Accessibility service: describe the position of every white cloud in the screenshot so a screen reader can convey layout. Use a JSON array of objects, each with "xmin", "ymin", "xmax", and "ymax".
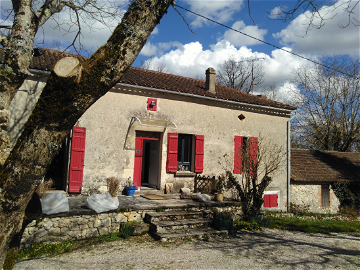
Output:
[
  {"xmin": 141, "ymin": 42, "xmax": 158, "ymax": 56},
  {"xmin": 268, "ymin": 6, "xmax": 284, "ymax": 19},
  {"xmin": 143, "ymin": 40, "xmax": 308, "ymax": 103},
  {"xmin": 186, "ymin": 0, "xmax": 244, "ymax": 28},
  {"xmin": 273, "ymin": 1, "xmax": 360, "ymax": 57},
  {"xmin": 223, "ymin": 21, "xmax": 267, "ymax": 46}
]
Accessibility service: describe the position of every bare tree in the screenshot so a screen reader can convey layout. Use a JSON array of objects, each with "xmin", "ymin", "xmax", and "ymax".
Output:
[
  {"xmin": 0, "ymin": 0, "xmax": 173, "ymax": 268},
  {"xmin": 216, "ymin": 57, "xmax": 264, "ymax": 94},
  {"xmin": 141, "ymin": 57, "xmax": 168, "ymax": 73},
  {"xmin": 221, "ymin": 137, "xmax": 285, "ymax": 221},
  {"xmin": 291, "ymin": 56, "xmax": 360, "ymax": 152},
  {"xmin": 270, "ymin": 0, "xmax": 359, "ymax": 34}
]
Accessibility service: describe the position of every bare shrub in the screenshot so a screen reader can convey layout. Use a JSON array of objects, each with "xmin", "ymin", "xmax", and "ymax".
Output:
[
  {"xmin": 106, "ymin": 177, "xmax": 120, "ymax": 197},
  {"xmin": 288, "ymin": 202, "xmax": 310, "ymax": 216}
]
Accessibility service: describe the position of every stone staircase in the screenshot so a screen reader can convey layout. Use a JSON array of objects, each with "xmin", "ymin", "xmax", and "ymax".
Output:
[{"xmin": 144, "ymin": 210, "xmax": 228, "ymax": 241}]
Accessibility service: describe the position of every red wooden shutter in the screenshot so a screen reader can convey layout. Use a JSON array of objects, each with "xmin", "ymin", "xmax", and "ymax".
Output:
[
  {"xmin": 249, "ymin": 137, "xmax": 258, "ymax": 178},
  {"xmin": 68, "ymin": 126, "xmax": 86, "ymax": 193},
  {"xmin": 133, "ymin": 137, "xmax": 143, "ymax": 188},
  {"xmin": 194, "ymin": 135, "xmax": 204, "ymax": 173},
  {"xmin": 166, "ymin": 133, "xmax": 178, "ymax": 173},
  {"xmin": 234, "ymin": 136, "xmax": 243, "ymax": 174},
  {"xmin": 264, "ymin": 194, "xmax": 278, "ymax": 207}
]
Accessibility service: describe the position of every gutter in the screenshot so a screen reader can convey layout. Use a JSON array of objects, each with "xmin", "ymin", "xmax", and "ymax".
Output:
[{"xmin": 116, "ymin": 83, "xmax": 295, "ymax": 115}]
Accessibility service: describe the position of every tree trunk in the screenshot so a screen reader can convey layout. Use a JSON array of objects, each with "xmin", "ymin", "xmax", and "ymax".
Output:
[
  {"xmin": 0, "ymin": 1, "xmax": 39, "ymax": 168},
  {"xmin": 0, "ymin": 0, "xmax": 173, "ymax": 268}
]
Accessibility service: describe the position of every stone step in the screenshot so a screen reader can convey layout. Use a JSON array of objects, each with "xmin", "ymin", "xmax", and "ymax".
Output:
[
  {"xmin": 152, "ymin": 227, "xmax": 228, "ymax": 242},
  {"xmin": 149, "ymin": 218, "xmax": 213, "ymax": 234},
  {"xmin": 144, "ymin": 210, "xmax": 207, "ymax": 223}
]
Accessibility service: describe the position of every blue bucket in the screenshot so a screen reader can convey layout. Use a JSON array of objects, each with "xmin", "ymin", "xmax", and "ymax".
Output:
[{"xmin": 126, "ymin": 186, "xmax": 137, "ymax": 196}]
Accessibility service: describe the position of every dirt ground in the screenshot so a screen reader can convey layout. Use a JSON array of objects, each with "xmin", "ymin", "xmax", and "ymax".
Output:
[{"xmin": 14, "ymin": 229, "xmax": 360, "ymax": 270}]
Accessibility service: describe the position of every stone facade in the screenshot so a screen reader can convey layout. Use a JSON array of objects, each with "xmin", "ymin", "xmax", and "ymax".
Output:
[
  {"xmin": 290, "ymin": 183, "xmax": 340, "ymax": 214},
  {"xmin": 21, "ymin": 211, "xmax": 143, "ymax": 249}
]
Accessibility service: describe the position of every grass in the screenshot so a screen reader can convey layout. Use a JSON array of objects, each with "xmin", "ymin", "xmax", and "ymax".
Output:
[{"xmin": 259, "ymin": 216, "xmax": 360, "ymax": 234}]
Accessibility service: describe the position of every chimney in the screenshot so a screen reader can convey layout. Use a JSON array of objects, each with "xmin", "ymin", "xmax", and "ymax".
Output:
[{"xmin": 205, "ymin": 67, "xmax": 216, "ymax": 93}]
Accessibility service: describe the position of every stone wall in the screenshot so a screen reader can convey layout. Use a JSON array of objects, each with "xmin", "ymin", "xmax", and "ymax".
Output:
[
  {"xmin": 290, "ymin": 183, "xmax": 340, "ymax": 214},
  {"xmin": 21, "ymin": 211, "xmax": 143, "ymax": 249}
]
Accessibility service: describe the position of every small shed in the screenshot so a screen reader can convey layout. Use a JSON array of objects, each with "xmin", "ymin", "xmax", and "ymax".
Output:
[{"xmin": 291, "ymin": 148, "xmax": 360, "ymax": 213}]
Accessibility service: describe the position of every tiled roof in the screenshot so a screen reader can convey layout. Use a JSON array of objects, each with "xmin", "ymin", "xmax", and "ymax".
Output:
[
  {"xmin": 1, "ymin": 48, "xmax": 296, "ymax": 110},
  {"xmin": 291, "ymin": 149, "xmax": 360, "ymax": 183}
]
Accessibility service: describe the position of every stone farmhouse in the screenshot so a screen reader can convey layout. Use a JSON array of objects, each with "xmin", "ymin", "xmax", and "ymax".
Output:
[
  {"xmin": 291, "ymin": 149, "xmax": 360, "ymax": 213},
  {"xmin": 8, "ymin": 49, "xmax": 297, "ymax": 212}
]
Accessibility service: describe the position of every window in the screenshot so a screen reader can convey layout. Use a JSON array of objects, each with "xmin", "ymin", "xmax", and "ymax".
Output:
[
  {"xmin": 177, "ymin": 134, "xmax": 192, "ymax": 170},
  {"xmin": 166, "ymin": 133, "xmax": 204, "ymax": 173},
  {"xmin": 321, "ymin": 184, "xmax": 330, "ymax": 207},
  {"xmin": 234, "ymin": 136, "xmax": 258, "ymax": 175}
]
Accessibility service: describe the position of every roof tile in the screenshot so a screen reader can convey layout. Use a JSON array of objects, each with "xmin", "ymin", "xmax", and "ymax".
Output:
[
  {"xmin": 291, "ymin": 149, "xmax": 360, "ymax": 183},
  {"xmin": 1, "ymin": 48, "xmax": 296, "ymax": 110}
]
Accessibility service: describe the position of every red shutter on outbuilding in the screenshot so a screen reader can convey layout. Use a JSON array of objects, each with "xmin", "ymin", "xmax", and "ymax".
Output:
[
  {"xmin": 249, "ymin": 137, "xmax": 258, "ymax": 178},
  {"xmin": 194, "ymin": 135, "xmax": 204, "ymax": 173},
  {"xmin": 68, "ymin": 126, "xmax": 86, "ymax": 193},
  {"xmin": 166, "ymin": 133, "xmax": 178, "ymax": 173},
  {"xmin": 264, "ymin": 194, "xmax": 278, "ymax": 207},
  {"xmin": 234, "ymin": 136, "xmax": 243, "ymax": 174}
]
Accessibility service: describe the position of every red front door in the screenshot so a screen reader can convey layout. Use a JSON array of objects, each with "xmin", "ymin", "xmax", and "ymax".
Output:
[{"xmin": 133, "ymin": 131, "xmax": 160, "ymax": 188}]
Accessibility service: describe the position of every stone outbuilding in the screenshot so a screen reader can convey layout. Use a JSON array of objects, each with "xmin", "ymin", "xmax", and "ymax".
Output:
[
  {"xmin": 291, "ymin": 148, "xmax": 360, "ymax": 213},
  {"xmin": 8, "ymin": 49, "xmax": 297, "ymax": 211}
]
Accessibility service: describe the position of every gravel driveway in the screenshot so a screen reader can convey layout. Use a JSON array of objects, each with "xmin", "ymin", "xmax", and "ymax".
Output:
[{"xmin": 14, "ymin": 229, "xmax": 360, "ymax": 270}]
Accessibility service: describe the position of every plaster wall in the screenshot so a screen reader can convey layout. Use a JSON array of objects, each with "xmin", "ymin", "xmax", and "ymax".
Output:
[
  {"xmin": 77, "ymin": 84, "xmax": 290, "ymax": 210},
  {"xmin": 290, "ymin": 183, "xmax": 340, "ymax": 214}
]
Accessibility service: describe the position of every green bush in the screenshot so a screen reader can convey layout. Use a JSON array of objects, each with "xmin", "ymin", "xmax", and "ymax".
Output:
[{"xmin": 120, "ymin": 223, "xmax": 135, "ymax": 239}]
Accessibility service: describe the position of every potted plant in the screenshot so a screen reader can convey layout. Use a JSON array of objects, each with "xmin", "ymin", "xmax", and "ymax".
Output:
[
  {"xmin": 213, "ymin": 210, "xmax": 233, "ymax": 231},
  {"xmin": 106, "ymin": 177, "xmax": 120, "ymax": 201},
  {"xmin": 125, "ymin": 177, "xmax": 137, "ymax": 196}
]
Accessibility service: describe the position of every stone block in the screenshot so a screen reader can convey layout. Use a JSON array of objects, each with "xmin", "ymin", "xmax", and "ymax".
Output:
[
  {"xmin": 80, "ymin": 224, "xmax": 89, "ymax": 230},
  {"xmin": 60, "ymin": 227, "xmax": 69, "ymax": 236},
  {"xmin": 94, "ymin": 218, "xmax": 102, "ymax": 228},
  {"xmin": 102, "ymin": 217, "xmax": 111, "ymax": 227},
  {"xmin": 34, "ymin": 228, "xmax": 47, "ymax": 238},
  {"xmin": 48, "ymin": 228, "xmax": 61, "ymax": 236},
  {"xmin": 77, "ymin": 217, "xmax": 88, "ymax": 225},
  {"xmin": 86, "ymin": 228, "xmax": 99, "ymax": 238},
  {"xmin": 59, "ymin": 218, "xmax": 71, "ymax": 227},
  {"xmin": 114, "ymin": 213, "xmax": 127, "ymax": 223},
  {"xmin": 98, "ymin": 227, "xmax": 109, "ymax": 235},
  {"xmin": 99, "ymin": 213, "xmax": 109, "ymax": 220}
]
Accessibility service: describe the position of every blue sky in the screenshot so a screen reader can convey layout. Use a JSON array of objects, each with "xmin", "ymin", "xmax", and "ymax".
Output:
[{"xmin": 1, "ymin": 0, "xmax": 359, "ymax": 101}]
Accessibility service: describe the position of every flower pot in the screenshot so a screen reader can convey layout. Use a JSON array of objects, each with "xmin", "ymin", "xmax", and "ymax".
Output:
[
  {"xmin": 216, "ymin": 193, "xmax": 224, "ymax": 202},
  {"xmin": 125, "ymin": 186, "xmax": 137, "ymax": 196},
  {"xmin": 255, "ymin": 212, "xmax": 265, "ymax": 222}
]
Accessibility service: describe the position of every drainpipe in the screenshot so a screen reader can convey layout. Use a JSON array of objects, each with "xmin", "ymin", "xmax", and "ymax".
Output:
[
  {"xmin": 287, "ymin": 112, "xmax": 296, "ymax": 212},
  {"xmin": 287, "ymin": 119, "xmax": 291, "ymax": 212}
]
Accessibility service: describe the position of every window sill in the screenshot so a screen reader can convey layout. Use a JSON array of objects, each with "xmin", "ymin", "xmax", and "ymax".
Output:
[{"xmin": 175, "ymin": 171, "xmax": 196, "ymax": 177}]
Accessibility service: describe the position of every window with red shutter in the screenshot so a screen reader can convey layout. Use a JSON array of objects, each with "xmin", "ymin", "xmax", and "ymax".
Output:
[
  {"xmin": 166, "ymin": 133, "xmax": 178, "ymax": 172},
  {"xmin": 167, "ymin": 133, "xmax": 204, "ymax": 173},
  {"xmin": 68, "ymin": 126, "xmax": 86, "ymax": 193},
  {"xmin": 234, "ymin": 136, "xmax": 243, "ymax": 174},
  {"xmin": 194, "ymin": 135, "xmax": 204, "ymax": 173}
]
